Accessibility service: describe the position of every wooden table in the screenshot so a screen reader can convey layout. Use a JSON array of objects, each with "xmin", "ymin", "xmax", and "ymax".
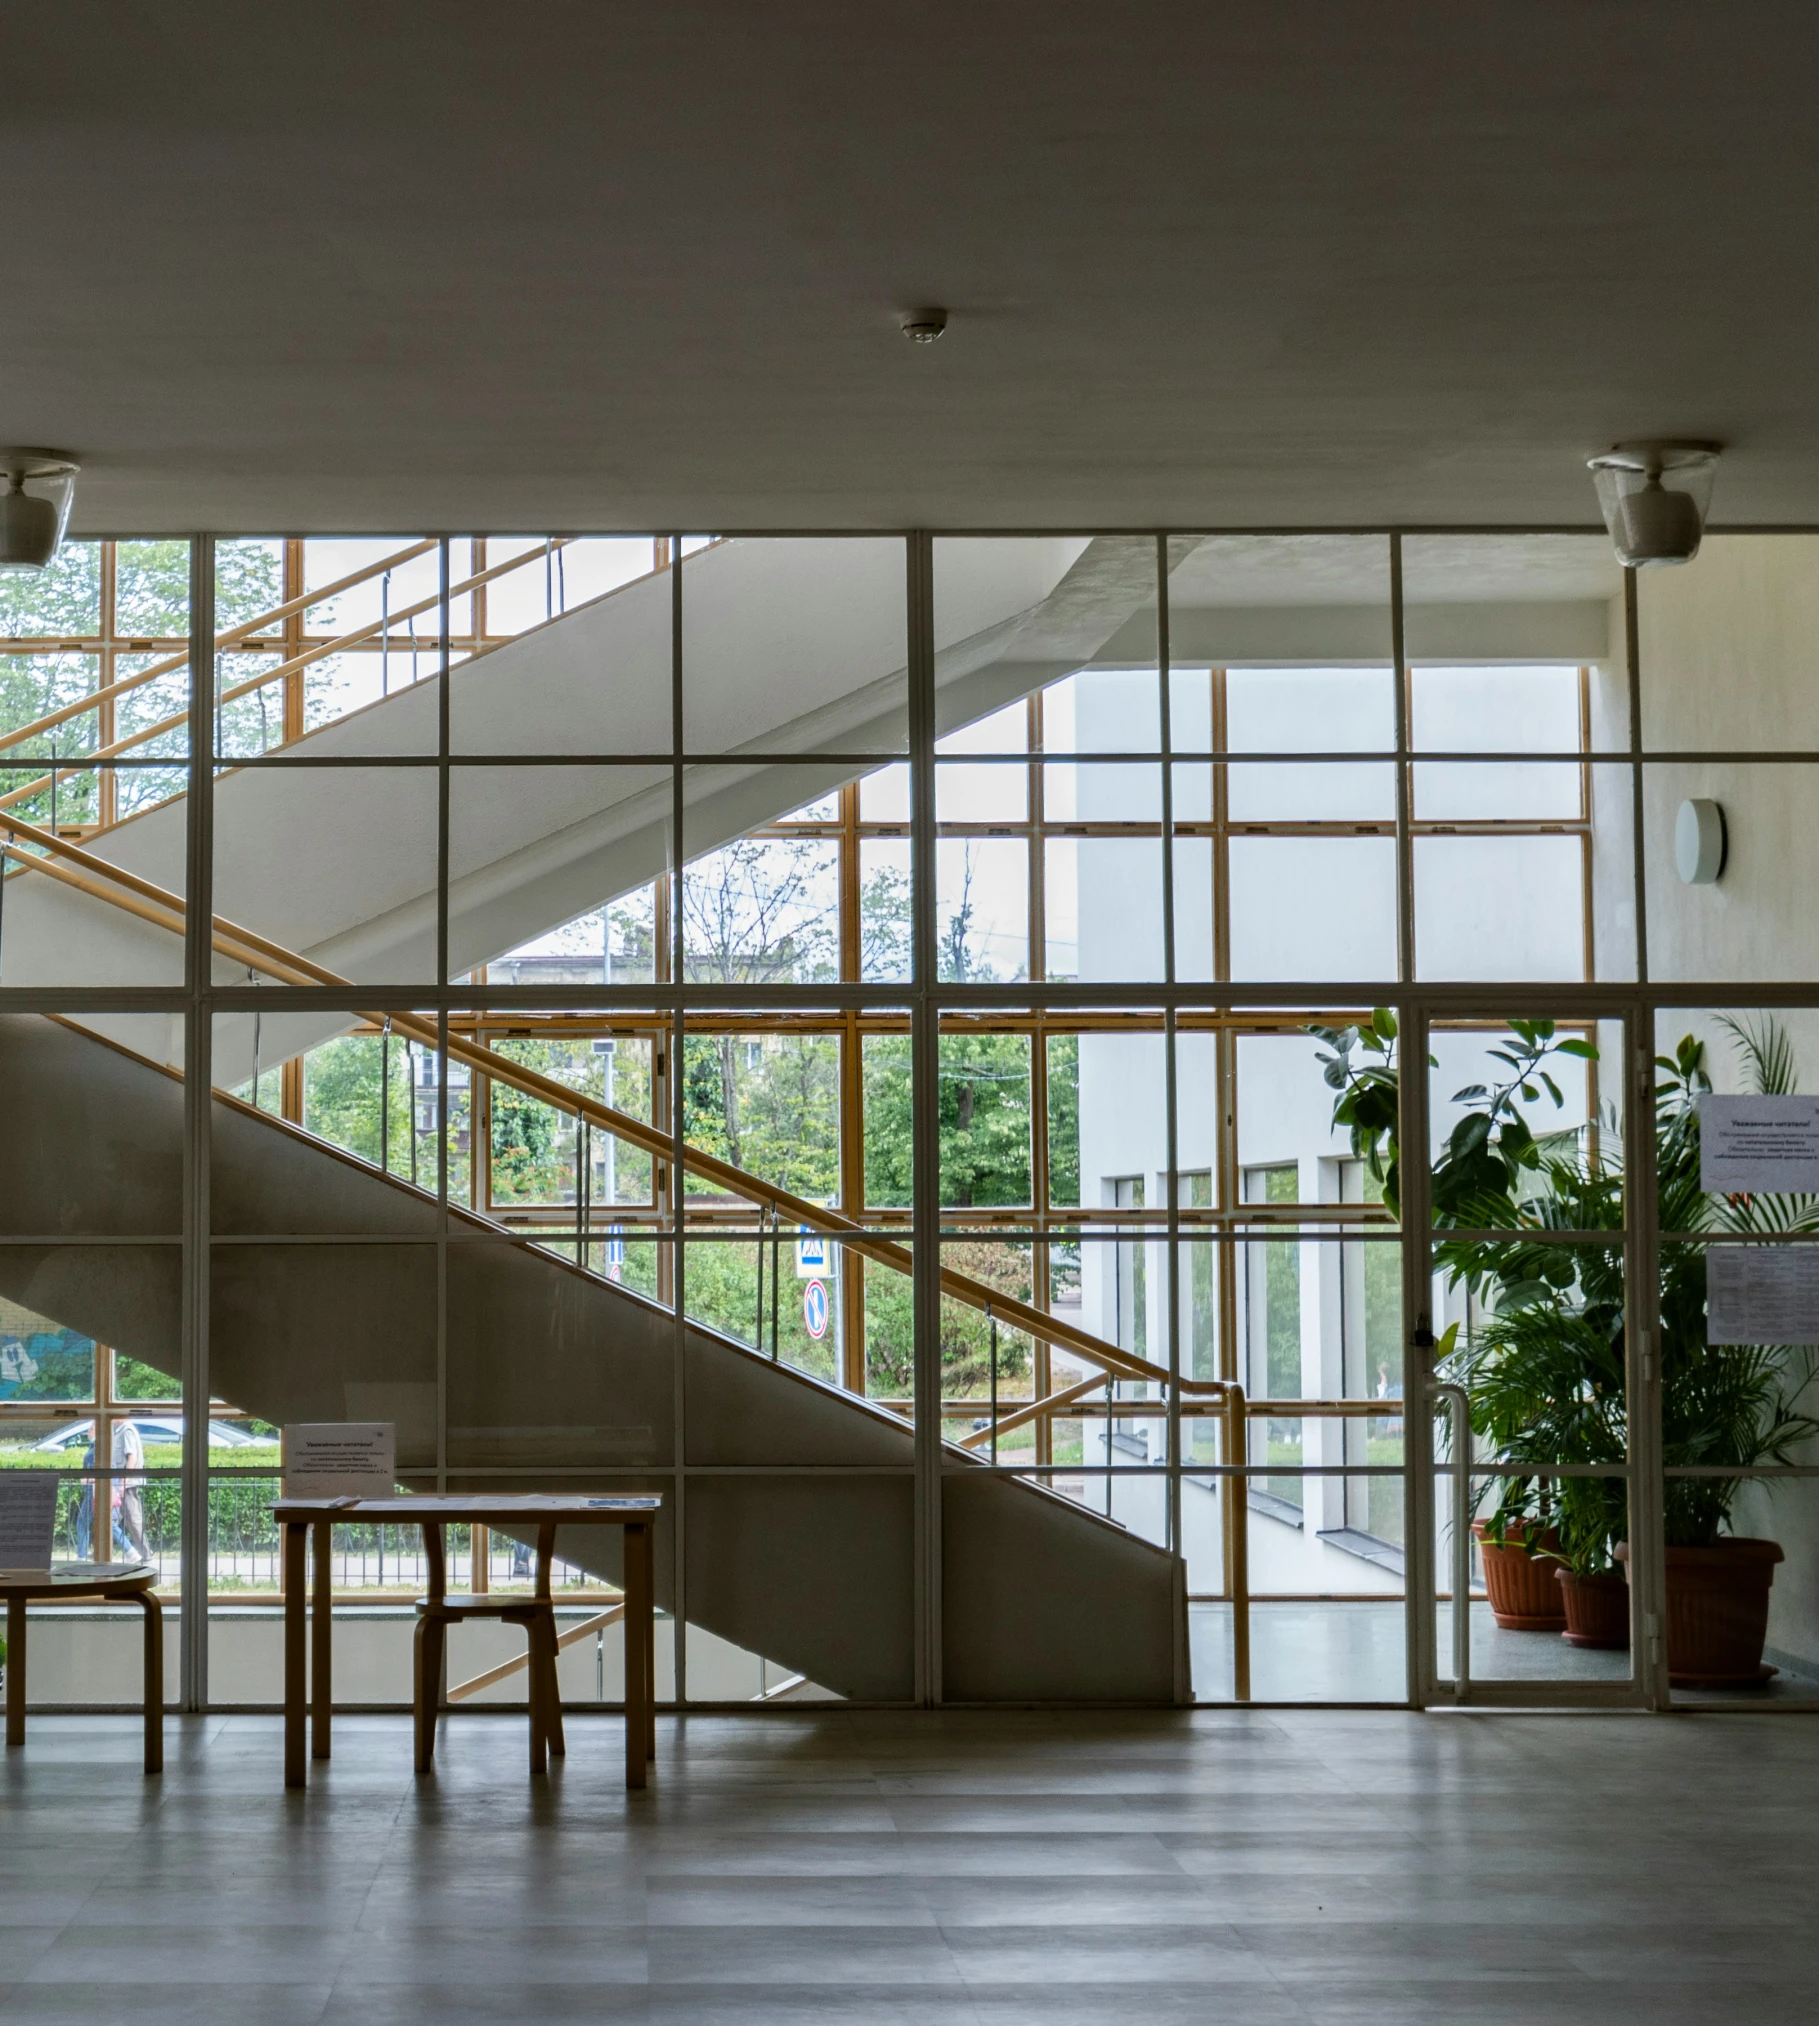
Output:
[
  {"xmin": 2, "ymin": 1563, "xmax": 163, "ymax": 1773},
  {"xmin": 271, "ymin": 1495, "xmax": 660, "ymax": 1790}
]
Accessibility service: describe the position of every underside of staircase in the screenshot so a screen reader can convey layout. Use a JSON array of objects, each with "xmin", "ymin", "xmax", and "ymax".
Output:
[{"xmin": 0, "ymin": 1014, "xmax": 1185, "ymax": 1703}]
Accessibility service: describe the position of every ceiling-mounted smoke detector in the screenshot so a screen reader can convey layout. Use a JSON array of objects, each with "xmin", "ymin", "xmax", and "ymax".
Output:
[
  {"xmin": 0, "ymin": 450, "xmax": 79, "ymax": 572},
  {"xmin": 900, "ymin": 308, "xmax": 948, "ymax": 343},
  {"xmin": 1587, "ymin": 440, "xmax": 1721, "ymax": 567}
]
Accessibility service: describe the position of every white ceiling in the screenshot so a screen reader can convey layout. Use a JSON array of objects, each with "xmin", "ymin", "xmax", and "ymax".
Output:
[{"xmin": 6, "ymin": 3, "xmax": 1819, "ymax": 533}]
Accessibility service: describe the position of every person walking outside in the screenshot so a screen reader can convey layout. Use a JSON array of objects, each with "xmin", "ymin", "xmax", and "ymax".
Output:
[{"xmin": 113, "ymin": 1419, "xmax": 150, "ymax": 1565}]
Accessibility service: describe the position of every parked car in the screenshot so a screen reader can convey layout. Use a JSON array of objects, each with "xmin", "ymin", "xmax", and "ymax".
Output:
[{"xmin": 32, "ymin": 1416, "xmax": 265, "ymax": 1452}]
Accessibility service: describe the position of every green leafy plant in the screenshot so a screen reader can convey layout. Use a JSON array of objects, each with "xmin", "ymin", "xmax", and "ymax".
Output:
[
  {"xmin": 1658, "ymin": 1019, "xmax": 1819, "ymax": 1546},
  {"xmin": 1314, "ymin": 1011, "xmax": 1819, "ymax": 1572},
  {"xmin": 1312, "ymin": 1009, "xmax": 1407, "ymax": 1215}
]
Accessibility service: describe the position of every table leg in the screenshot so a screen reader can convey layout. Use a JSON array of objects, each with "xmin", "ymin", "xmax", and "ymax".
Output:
[
  {"xmin": 530, "ymin": 1521, "xmax": 563, "ymax": 1772},
  {"xmin": 6, "ymin": 1593, "xmax": 25, "ymax": 1748},
  {"xmin": 644, "ymin": 1522, "xmax": 656, "ymax": 1762},
  {"xmin": 413, "ymin": 1611, "xmax": 444, "ymax": 1774},
  {"xmin": 311, "ymin": 1518, "xmax": 332, "ymax": 1761},
  {"xmin": 136, "ymin": 1590, "xmax": 163, "ymax": 1775},
  {"xmin": 416, "ymin": 1523, "xmax": 446, "ymax": 1774},
  {"xmin": 538, "ymin": 1609, "xmax": 565, "ymax": 1760},
  {"xmin": 282, "ymin": 1522, "xmax": 306, "ymax": 1788},
  {"xmin": 526, "ymin": 1617, "xmax": 548, "ymax": 1777},
  {"xmin": 624, "ymin": 1521, "xmax": 649, "ymax": 1790}
]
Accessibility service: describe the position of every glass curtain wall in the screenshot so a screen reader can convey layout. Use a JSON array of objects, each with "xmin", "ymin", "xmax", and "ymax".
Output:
[{"xmin": 6, "ymin": 525, "xmax": 1819, "ymax": 1710}]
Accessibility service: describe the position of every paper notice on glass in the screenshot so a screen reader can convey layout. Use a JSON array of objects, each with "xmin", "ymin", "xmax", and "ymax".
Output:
[
  {"xmin": 281, "ymin": 1423, "xmax": 396, "ymax": 1498},
  {"xmin": 0, "ymin": 1470, "xmax": 59, "ymax": 1570},
  {"xmin": 1699, "ymin": 1095, "xmax": 1819, "ymax": 1194},
  {"xmin": 1706, "ymin": 1246, "xmax": 1819, "ymax": 1344}
]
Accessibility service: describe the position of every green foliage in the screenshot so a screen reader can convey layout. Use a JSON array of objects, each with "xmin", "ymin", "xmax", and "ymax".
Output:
[
  {"xmin": 683, "ymin": 1034, "xmax": 840, "ymax": 1201},
  {"xmin": 302, "ymin": 1034, "xmax": 412, "ymax": 1172},
  {"xmin": 112, "ymin": 1355, "xmax": 181, "ymax": 1400},
  {"xmin": 858, "ymin": 856, "xmax": 912, "ymax": 980},
  {"xmin": 1253, "ymin": 1166, "xmax": 1302, "ymax": 1398},
  {"xmin": 681, "ymin": 835, "xmax": 837, "ymax": 987},
  {"xmin": 491, "ymin": 1086, "xmax": 560, "ymax": 1196},
  {"xmin": 861, "ymin": 1031, "xmax": 1037, "ymax": 1210},
  {"xmin": 863, "ymin": 1038, "xmax": 914, "ymax": 1208},
  {"xmin": 1661, "ymin": 1023, "xmax": 1819, "ymax": 1544},
  {"xmin": 864, "ymin": 1240, "xmax": 1033, "ymax": 1399},
  {"xmin": 1045, "ymin": 1035, "xmax": 1080, "ymax": 1206},
  {"xmin": 1717, "ymin": 1012, "xmax": 1797, "ymax": 1097},
  {"xmin": 1311, "ymin": 1009, "xmax": 1409, "ymax": 1216},
  {"xmin": 938, "ymin": 1034, "xmax": 1032, "ymax": 1207},
  {"xmin": 0, "ymin": 537, "xmax": 291, "ymax": 824},
  {"xmin": 0, "ymin": 540, "xmax": 102, "ymax": 637},
  {"xmin": 1320, "ymin": 1008, "xmax": 1819, "ymax": 1566}
]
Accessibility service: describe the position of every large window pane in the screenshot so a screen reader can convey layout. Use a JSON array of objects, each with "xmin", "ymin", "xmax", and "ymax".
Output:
[
  {"xmin": 1229, "ymin": 837, "xmax": 1398, "ymax": 982},
  {"xmin": 1415, "ymin": 833, "xmax": 1586, "ymax": 981},
  {"xmin": 684, "ymin": 537, "xmax": 906, "ymax": 757}
]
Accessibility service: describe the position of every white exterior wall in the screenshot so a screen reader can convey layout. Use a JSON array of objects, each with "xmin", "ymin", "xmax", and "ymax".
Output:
[
  {"xmin": 11, "ymin": 1604, "xmax": 834, "ymax": 1708},
  {"xmin": 1074, "ymin": 577, "xmax": 1626, "ymax": 1598}
]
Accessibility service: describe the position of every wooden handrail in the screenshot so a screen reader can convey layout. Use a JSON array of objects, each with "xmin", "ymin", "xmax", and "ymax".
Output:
[
  {"xmin": 191, "ymin": 538, "xmax": 584, "ymax": 715},
  {"xmin": 0, "ymin": 534, "xmax": 602, "ymax": 822},
  {"xmin": 447, "ymin": 1602, "xmax": 625, "ymax": 1702},
  {"xmin": 0, "ymin": 805, "xmax": 1199, "ymax": 1394},
  {"xmin": 955, "ymin": 1373, "xmax": 1112, "ymax": 1448},
  {"xmin": 0, "ymin": 538, "xmax": 439, "ymax": 762}
]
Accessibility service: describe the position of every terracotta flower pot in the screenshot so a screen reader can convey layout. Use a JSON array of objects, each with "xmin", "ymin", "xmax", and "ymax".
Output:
[
  {"xmin": 1556, "ymin": 1566, "xmax": 1629, "ymax": 1649},
  {"xmin": 1472, "ymin": 1520, "xmax": 1566, "ymax": 1631},
  {"xmin": 1614, "ymin": 1537, "xmax": 1784, "ymax": 1687}
]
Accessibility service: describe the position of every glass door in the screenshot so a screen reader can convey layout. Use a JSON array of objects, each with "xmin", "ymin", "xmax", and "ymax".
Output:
[{"xmin": 1406, "ymin": 1004, "xmax": 1649, "ymax": 1708}]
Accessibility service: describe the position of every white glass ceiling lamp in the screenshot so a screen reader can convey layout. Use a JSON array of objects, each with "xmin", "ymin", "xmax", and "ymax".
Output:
[
  {"xmin": 0, "ymin": 449, "xmax": 79, "ymax": 572},
  {"xmin": 1587, "ymin": 441, "xmax": 1720, "ymax": 567}
]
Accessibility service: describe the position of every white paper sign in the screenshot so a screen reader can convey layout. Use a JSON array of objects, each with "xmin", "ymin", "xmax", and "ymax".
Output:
[
  {"xmin": 1707, "ymin": 1246, "xmax": 1819, "ymax": 1345},
  {"xmin": 282, "ymin": 1423, "xmax": 396, "ymax": 1498},
  {"xmin": 1700, "ymin": 1095, "xmax": 1819, "ymax": 1194},
  {"xmin": 0, "ymin": 1470, "xmax": 59, "ymax": 1570}
]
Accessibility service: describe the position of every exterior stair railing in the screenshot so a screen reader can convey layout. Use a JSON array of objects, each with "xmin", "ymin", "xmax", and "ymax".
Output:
[{"xmin": 0, "ymin": 535, "xmax": 687, "ymax": 832}]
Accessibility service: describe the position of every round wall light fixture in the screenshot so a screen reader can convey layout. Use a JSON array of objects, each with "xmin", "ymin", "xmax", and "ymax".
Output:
[
  {"xmin": 0, "ymin": 450, "xmax": 79, "ymax": 571},
  {"xmin": 1588, "ymin": 441, "xmax": 1720, "ymax": 567},
  {"xmin": 1675, "ymin": 797, "xmax": 1727, "ymax": 885}
]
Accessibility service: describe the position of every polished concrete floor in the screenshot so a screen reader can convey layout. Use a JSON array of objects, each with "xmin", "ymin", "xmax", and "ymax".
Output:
[{"xmin": 2, "ymin": 1706, "xmax": 1817, "ymax": 2022}]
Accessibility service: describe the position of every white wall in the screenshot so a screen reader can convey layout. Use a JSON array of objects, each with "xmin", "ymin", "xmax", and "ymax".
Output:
[
  {"xmin": 1073, "ymin": 591, "xmax": 1625, "ymax": 1607},
  {"xmin": 12, "ymin": 1603, "xmax": 831, "ymax": 1708},
  {"xmin": 1632, "ymin": 538, "xmax": 1819, "ymax": 985}
]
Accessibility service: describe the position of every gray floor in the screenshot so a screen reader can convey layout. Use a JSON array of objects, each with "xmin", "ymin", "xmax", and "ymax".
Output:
[{"xmin": 2, "ymin": 1707, "xmax": 1818, "ymax": 2023}]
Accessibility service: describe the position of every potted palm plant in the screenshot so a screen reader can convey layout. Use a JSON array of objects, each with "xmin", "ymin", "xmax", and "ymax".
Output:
[
  {"xmin": 1620, "ymin": 1019, "xmax": 1818, "ymax": 1684},
  {"xmin": 1314, "ymin": 1011, "xmax": 1819, "ymax": 1682}
]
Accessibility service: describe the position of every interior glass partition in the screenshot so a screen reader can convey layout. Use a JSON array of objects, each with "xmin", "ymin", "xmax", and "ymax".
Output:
[
  {"xmin": 1416, "ymin": 1011, "xmax": 1638, "ymax": 1701},
  {"xmin": 13, "ymin": 521, "xmax": 1819, "ymax": 1716},
  {"xmin": 1647, "ymin": 1004, "xmax": 1819, "ymax": 1705},
  {"xmin": 0, "ymin": 536, "xmax": 191, "ymax": 1709}
]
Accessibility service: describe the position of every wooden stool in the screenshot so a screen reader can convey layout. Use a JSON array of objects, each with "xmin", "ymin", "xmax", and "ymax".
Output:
[
  {"xmin": 2, "ymin": 1564, "xmax": 163, "ymax": 1774},
  {"xmin": 414, "ymin": 1596, "xmax": 564, "ymax": 1773},
  {"xmin": 412, "ymin": 1518, "xmax": 565, "ymax": 1775}
]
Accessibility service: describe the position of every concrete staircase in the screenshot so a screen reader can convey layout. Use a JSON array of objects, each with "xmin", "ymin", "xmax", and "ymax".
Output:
[{"xmin": 0, "ymin": 1014, "xmax": 1184, "ymax": 1702}]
